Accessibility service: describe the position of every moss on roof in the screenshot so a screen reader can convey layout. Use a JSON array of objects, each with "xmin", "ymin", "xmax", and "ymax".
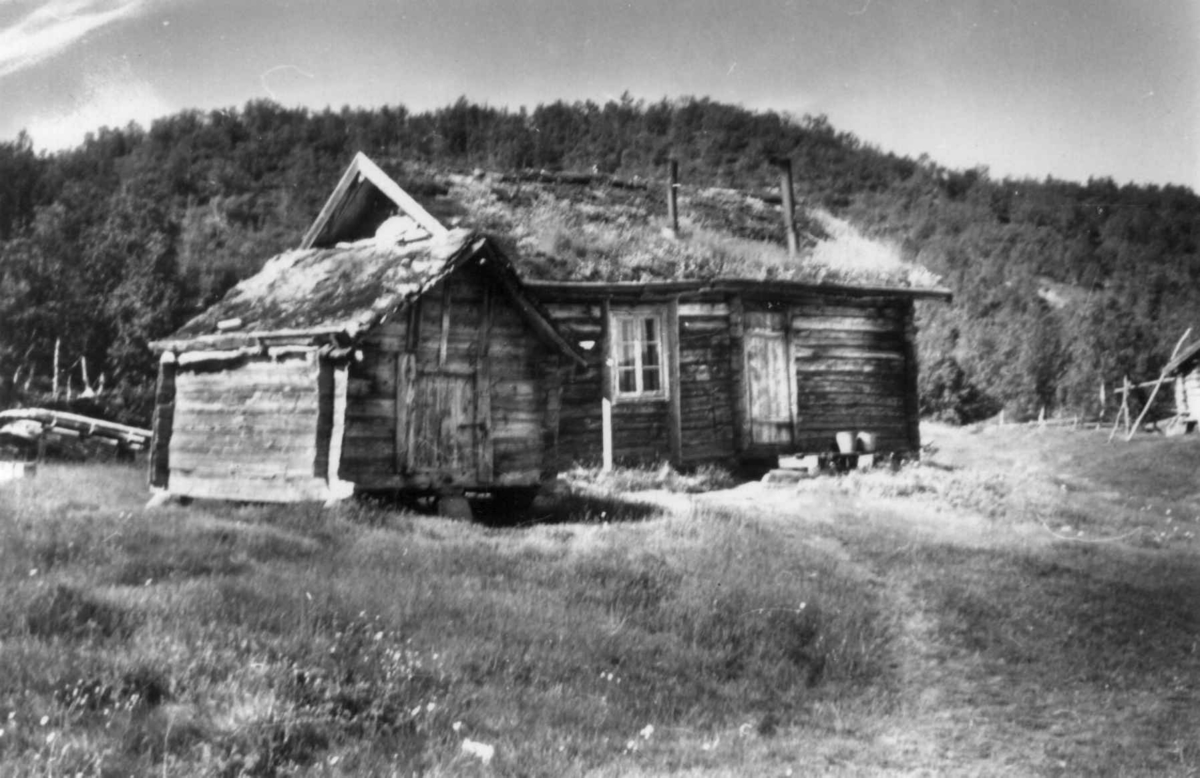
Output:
[{"xmin": 172, "ymin": 229, "xmax": 477, "ymax": 340}]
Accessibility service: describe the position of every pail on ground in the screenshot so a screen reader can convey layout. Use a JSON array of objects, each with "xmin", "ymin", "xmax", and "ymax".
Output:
[
  {"xmin": 835, "ymin": 431, "xmax": 856, "ymax": 454},
  {"xmin": 856, "ymin": 431, "xmax": 878, "ymax": 453}
]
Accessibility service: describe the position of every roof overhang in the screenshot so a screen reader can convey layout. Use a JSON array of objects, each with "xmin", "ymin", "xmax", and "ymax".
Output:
[{"xmin": 525, "ymin": 279, "xmax": 953, "ymax": 303}]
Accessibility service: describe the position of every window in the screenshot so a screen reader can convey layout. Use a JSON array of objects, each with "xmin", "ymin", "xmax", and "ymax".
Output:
[{"xmin": 612, "ymin": 312, "xmax": 667, "ymax": 399}]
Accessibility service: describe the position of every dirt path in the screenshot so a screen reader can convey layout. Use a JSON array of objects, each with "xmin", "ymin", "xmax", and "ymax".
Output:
[{"xmin": 694, "ymin": 479, "xmax": 1058, "ymax": 775}]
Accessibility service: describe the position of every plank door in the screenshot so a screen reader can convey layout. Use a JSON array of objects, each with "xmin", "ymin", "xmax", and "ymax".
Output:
[
  {"xmin": 409, "ymin": 370, "xmax": 478, "ymax": 474},
  {"xmin": 746, "ymin": 328, "xmax": 795, "ymax": 446}
]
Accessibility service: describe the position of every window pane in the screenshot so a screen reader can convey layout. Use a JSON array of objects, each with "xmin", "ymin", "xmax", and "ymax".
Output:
[
  {"xmin": 643, "ymin": 317, "xmax": 658, "ymax": 344},
  {"xmin": 642, "ymin": 367, "xmax": 661, "ymax": 393},
  {"xmin": 620, "ymin": 319, "xmax": 639, "ymax": 345},
  {"xmin": 618, "ymin": 341, "xmax": 637, "ymax": 370},
  {"xmin": 642, "ymin": 341, "xmax": 659, "ymax": 369},
  {"xmin": 618, "ymin": 368, "xmax": 638, "ymax": 393}
]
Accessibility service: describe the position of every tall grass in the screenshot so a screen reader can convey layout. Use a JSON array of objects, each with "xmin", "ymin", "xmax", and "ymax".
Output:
[
  {"xmin": 0, "ymin": 464, "xmax": 888, "ymax": 776},
  {"xmin": 6, "ymin": 432, "xmax": 1200, "ymax": 775}
]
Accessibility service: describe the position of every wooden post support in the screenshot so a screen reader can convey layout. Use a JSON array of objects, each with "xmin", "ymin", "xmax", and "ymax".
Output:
[
  {"xmin": 1125, "ymin": 329, "xmax": 1193, "ymax": 441},
  {"xmin": 475, "ymin": 285, "xmax": 494, "ymax": 484},
  {"xmin": 729, "ymin": 296, "xmax": 748, "ymax": 453},
  {"xmin": 395, "ymin": 301, "xmax": 420, "ymax": 473},
  {"xmin": 148, "ymin": 352, "xmax": 176, "ymax": 489},
  {"xmin": 438, "ymin": 282, "xmax": 452, "ymax": 367},
  {"xmin": 52, "ymin": 338, "xmax": 60, "ymax": 400},
  {"xmin": 1109, "ymin": 376, "xmax": 1129, "ymax": 442},
  {"xmin": 600, "ymin": 297, "xmax": 614, "ymax": 471},
  {"xmin": 666, "ymin": 297, "xmax": 682, "ymax": 466},
  {"xmin": 784, "ymin": 304, "xmax": 800, "ymax": 446},
  {"xmin": 902, "ymin": 304, "xmax": 921, "ymax": 452}
]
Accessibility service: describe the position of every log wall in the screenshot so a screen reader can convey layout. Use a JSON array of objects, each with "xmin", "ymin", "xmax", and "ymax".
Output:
[
  {"xmin": 168, "ymin": 352, "xmax": 331, "ymax": 502},
  {"xmin": 789, "ymin": 296, "xmax": 916, "ymax": 454},
  {"xmin": 542, "ymin": 291, "xmax": 921, "ymax": 469}
]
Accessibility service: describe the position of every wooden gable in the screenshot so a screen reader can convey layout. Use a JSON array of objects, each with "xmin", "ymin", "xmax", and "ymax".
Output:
[{"xmin": 301, "ymin": 153, "xmax": 449, "ymax": 249}]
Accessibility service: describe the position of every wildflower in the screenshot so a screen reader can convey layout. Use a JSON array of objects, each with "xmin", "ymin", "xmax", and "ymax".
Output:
[
  {"xmin": 452, "ymin": 721, "xmax": 463, "ymax": 733},
  {"xmin": 462, "ymin": 739, "xmax": 495, "ymax": 764},
  {"xmin": 625, "ymin": 739, "xmax": 637, "ymax": 752},
  {"xmin": 426, "ymin": 701, "xmax": 436, "ymax": 713},
  {"xmin": 639, "ymin": 724, "xmax": 654, "ymax": 740},
  {"xmin": 46, "ymin": 732, "xmax": 56, "ymax": 744},
  {"xmin": 39, "ymin": 716, "xmax": 49, "ymax": 726},
  {"xmin": 29, "ymin": 569, "xmax": 37, "ymax": 577}
]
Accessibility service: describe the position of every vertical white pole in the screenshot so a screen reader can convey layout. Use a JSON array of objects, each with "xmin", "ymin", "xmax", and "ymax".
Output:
[{"xmin": 602, "ymin": 395, "xmax": 613, "ymax": 472}]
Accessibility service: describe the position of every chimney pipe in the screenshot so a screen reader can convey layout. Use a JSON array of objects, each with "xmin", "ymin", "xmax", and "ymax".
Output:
[
  {"xmin": 666, "ymin": 159, "xmax": 679, "ymax": 238},
  {"xmin": 778, "ymin": 158, "xmax": 798, "ymax": 257}
]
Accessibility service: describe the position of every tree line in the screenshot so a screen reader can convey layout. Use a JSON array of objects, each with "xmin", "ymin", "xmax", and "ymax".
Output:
[{"xmin": 1, "ymin": 95, "xmax": 1198, "ymax": 424}]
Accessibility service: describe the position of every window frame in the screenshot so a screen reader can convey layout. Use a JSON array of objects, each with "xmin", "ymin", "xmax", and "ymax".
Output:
[{"xmin": 610, "ymin": 308, "xmax": 670, "ymax": 402}]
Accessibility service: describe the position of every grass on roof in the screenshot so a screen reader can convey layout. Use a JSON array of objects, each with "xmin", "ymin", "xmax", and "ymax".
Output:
[{"xmin": 443, "ymin": 172, "xmax": 942, "ymax": 288}]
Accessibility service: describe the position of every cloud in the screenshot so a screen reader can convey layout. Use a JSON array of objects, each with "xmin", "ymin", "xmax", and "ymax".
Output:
[
  {"xmin": 22, "ymin": 57, "xmax": 172, "ymax": 149},
  {"xmin": 0, "ymin": 0, "xmax": 149, "ymax": 79}
]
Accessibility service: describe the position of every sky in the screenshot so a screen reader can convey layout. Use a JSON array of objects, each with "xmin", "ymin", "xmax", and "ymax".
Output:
[{"xmin": 0, "ymin": 0, "xmax": 1197, "ymax": 190}]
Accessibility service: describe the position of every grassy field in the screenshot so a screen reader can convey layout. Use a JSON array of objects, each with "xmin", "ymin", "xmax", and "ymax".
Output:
[{"xmin": 2, "ymin": 423, "xmax": 1199, "ymax": 776}]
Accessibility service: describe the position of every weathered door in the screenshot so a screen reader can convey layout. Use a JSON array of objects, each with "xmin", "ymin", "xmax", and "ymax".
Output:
[
  {"xmin": 745, "ymin": 313, "xmax": 795, "ymax": 446},
  {"xmin": 409, "ymin": 370, "xmax": 478, "ymax": 474}
]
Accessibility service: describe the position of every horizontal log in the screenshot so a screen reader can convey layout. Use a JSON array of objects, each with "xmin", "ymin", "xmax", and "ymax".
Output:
[
  {"xmin": 679, "ymin": 303, "xmax": 730, "ymax": 318},
  {"xmin": 791, "ymin": 315, "xmax": 904, "ymax": 333},
  {"xmin": 169, "ymin": 433, "xmax": 318, "ymax": 455},
  {"xmin": 168, "ymin": 473, "xmax": 331, "ymax": 503},
  {"xmin": 170, "ymin": 434, "xmax": 316, "ymax": 454},
  {"xmin": 793, "ymin": 347, "xmax": 906, "ymax": 361},
  {"xmin": 678, "ymin": 319, "xmax": 728, "ymax": 333},
  {"xmin": 792, "ymin": 421, "xmax": 907, "ymax": 436},
  {"xmin": 552, "ymin": 322, "xmax": 604, "ymax": 338},
  {"xmin": 793, "ymin": 332, "xmax": 906, "ymax": 350},
  {"xmin": 794, "ymin": 360, "xmax": 907, "ymax": 375},
  {"xmin": 345, "ymin": 398, "xmax": 398, "ymax": 420},
  {"xmin": 789, "ymin": 301, "xmax": 905, "ymax": 318},
  {"xmin": 490, "ymin": 420, "xmax": 545, "ymax": 439},
  {"xmin": 492, "ymin": 408, "xmax": 544, "ymax": 423},
  {"xmin": 170, "ymin": 452, "xmax": 315, "ymax": 476},
  {"xmin": 174, "ymin": 382, "xmax": 317, "ymax": 402},
  {"xmin": 342, "ymin": 423, "xmax": 396, "ymax": 442},
  {"xmin": 174, "ymin": 399, "xmax": 320, "ymax": 418},
  {"xmin": 794, "ymin": 393, "xmax": 906, "ymax": 408},
  {"xmin": 177, "ymin": 360, "xmax": 318, "ymax": 379},
  {"xmin": 542, "ymin": 303, "xmax": 602, "ymax": 319}
]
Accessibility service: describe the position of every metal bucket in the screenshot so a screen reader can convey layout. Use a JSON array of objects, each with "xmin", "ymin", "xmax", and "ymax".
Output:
[{"xmin": 835, "ymin": 431, "xmax": 856, "ymax": 454}]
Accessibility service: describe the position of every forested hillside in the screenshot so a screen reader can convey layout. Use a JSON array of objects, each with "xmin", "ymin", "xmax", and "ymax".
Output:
[{"xmin": 1, "ymin": 96, "xmax": 1198, "ymax": 425}]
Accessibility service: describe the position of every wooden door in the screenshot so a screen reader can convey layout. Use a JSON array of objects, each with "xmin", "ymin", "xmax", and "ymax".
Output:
[
  {"xmin": 746, "ymin": 330, "xmax": 795, "ymax": 445},
  {"xmin": 409, "ymin": 369, "xmax": 478, "ymax": 474}
]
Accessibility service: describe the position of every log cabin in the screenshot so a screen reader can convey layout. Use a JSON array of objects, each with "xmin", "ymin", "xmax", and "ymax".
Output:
[
  {"xmin": 150, "ymin": 151, "xmax": 951, "ymax": 504},
  {"xmin": 529, "ymin": 279, "xmax": 950, "ymax": 471},
  {"xmin": 148, "ymin": 154, "xmax": 584, "ymax": 505}
]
